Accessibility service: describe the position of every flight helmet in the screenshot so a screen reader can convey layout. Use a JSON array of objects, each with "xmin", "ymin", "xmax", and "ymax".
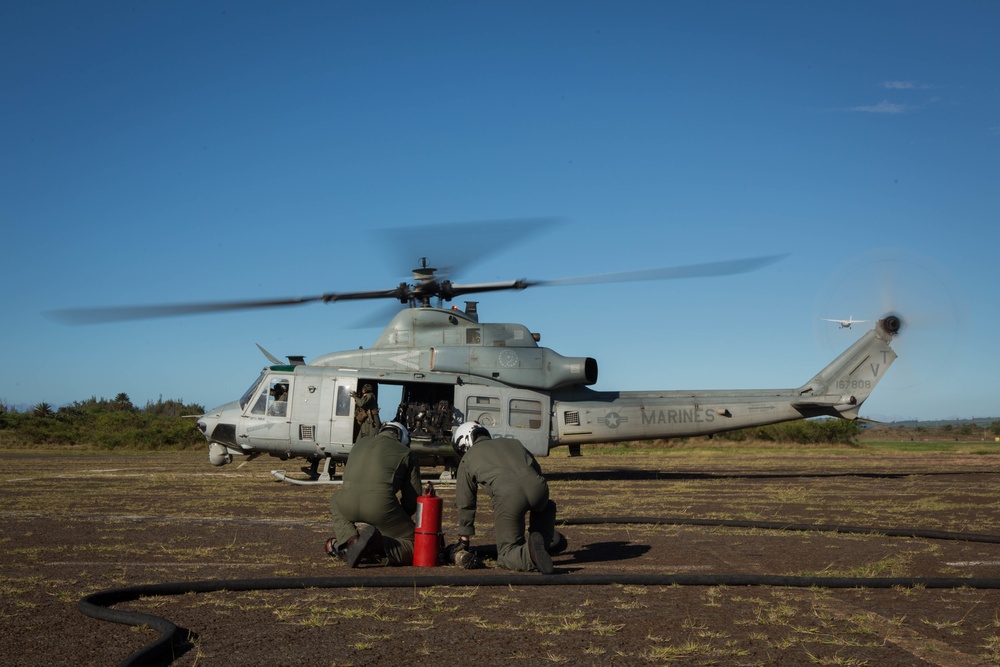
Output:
[
  {"xmin": 452, "ymin": 421, "xmax": 490, "ymax": 455},
  {"xmin": 379, "ymin": 421, "xmax": 411, "ymax": 447}
]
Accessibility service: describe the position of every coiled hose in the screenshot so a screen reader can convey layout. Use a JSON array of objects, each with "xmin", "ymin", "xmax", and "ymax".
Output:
[{"xmin": 79, "ymin": 516, "xmax": 1000, "ymax": 667}]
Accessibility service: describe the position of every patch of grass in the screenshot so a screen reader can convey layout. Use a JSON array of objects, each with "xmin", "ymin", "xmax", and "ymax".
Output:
[
  {"xmin": 640, "ymin": 639, "xmax": 715, "ymax": 661},
  {"xmin": 802, "ymin": 647, "xmax": 870, "ymax": 665},
  {"xmin": 980, "ymin": 635, "xmax": 1000, "ymax": 662},
  {"xmin": 828, "ymin": 553, "xmax": 914, "ymax": 579},
  {"xmin": 520, "ymin": 609, "xmax": 601, "ymax": 635}
]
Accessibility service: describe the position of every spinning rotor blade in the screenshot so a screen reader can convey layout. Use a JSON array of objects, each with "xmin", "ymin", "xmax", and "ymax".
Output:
[
  {"xmin": 379, "ymin": 217, "xmax": 563, "ymax": 280},
  {"xmin": 444, "ymin": 254, "xmax": 789, "ymax": 297},
  {"xmin": 47, "ymin": 288, "xmax": 404, "ymax": 324},
  {"xmin": 812, "ymin": 248, "xmax": 965, "ymax": 392},
  {"xmin": 49, "ymin": 254, "xmax": 787, "ymax": 324},
  {"xmin": 48, "ymin": 296, "xmax": 326, "ymax": 324},
  {"xmin": 47, "ymin": 217, "xmax": 786, "ymax": 325},
  {"xmin": 50, "ymin": 218, "xmax": 563, "ymax": 325},
  {"xmin": 525, "ymin": 254, "xmax": 789, "ymax": 288}
]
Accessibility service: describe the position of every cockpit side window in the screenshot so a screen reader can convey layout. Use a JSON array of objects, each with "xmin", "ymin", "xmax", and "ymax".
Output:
[
  {"xmin": 250, "ymin": 377, "xmax": 291, "ymax": 417},
  {"xmin": 268, "ymin": 379, "xmax": 290, "ymax": 416}
]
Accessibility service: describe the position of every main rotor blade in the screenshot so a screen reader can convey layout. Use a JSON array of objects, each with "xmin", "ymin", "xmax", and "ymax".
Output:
[
  {"xmin": 46, "ymin": 288, "xmax": 404, "ymax": 324},
  {"xmin": 47, "ymin": 252, "xmax": 787, "ymax": 324},
  {"xmin": 47, "ymin": 296, "xmax": 325, "ymax": 324},
  {"xmin": 378, "ymin": 217, "xmax": 563, "ymax": 279},
  {"xmin": 530, "ymin": 254, "xmax": 788, "ymax": 287},
  {"xmin": 446, "ymin": 254, "xmax": 788, "ymax": 297}
]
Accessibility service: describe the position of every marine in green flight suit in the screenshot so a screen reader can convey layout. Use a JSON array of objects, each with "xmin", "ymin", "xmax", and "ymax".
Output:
[
  {"xmin": 452, "ymin": 422, "xmax": 558, "ymax": 573},
  {"xmin": 352, "ymin": 383, "xmax": 380, "ymax": 440},
  {"xmin": 329, "ymin": 422, "xmax": 421, "ymax": 566}
]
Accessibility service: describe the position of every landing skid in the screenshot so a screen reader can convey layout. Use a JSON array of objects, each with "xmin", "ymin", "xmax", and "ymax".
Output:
[
  {"xmin": 270, "ymin": 468, "xmax": 456, "ymax": 486},
  {"xmin": 271, "ymin": 470, "xmax": 341, "ymax": 485}
]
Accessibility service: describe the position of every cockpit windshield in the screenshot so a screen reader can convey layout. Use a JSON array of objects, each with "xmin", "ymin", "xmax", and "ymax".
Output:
[{"xmin": 239, "ymin": 371, "xmax": 267, "ymax": 410}]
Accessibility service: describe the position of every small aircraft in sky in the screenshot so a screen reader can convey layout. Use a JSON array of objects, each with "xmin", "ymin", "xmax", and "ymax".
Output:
[{"xmin": 822, "ymin": 316, "xmax": 868, "ymax": 329}]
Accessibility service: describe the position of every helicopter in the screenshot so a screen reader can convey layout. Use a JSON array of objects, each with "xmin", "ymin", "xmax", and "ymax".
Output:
[{"xmin": 52, "ymin": 246, "xmax": 901, "ymax": 483}]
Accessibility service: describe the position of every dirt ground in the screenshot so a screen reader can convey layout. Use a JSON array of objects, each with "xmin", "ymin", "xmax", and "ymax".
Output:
[{"xmin": 4, "ymin": 444, "xmax": 1000, "ymax": 666}]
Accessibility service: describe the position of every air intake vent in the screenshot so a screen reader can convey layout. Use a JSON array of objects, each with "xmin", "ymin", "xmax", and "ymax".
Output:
[
  {"xmin": 299, "ymin": 425, "xmax": 316, "ymax": 441},
  {"xmin": 564, "ymin": 411, "xmax": 580, "ymax": 426}
]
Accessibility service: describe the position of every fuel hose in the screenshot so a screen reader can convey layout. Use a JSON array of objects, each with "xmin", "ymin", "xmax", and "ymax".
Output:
[{"xmin": 79, "ymin": 516, "xmax": 1000, "ymax": 667}]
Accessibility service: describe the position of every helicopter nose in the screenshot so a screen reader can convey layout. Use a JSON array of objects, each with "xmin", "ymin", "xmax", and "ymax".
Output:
[
  {"xmin": 195, "ymin": 416, "xmax": 214, "ymax": 441},
  {"xmin": 195, "ymin": 408, "xmax": 226, "ymax": 442},
  {"xmin": 196, "ymin": 402, "xmax": 242, "ymax": 447}
]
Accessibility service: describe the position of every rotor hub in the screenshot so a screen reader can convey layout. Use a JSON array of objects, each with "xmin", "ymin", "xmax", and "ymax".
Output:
[{"xmin": 881, "ymin": 314, "xmax": 903, "ymax": 336}]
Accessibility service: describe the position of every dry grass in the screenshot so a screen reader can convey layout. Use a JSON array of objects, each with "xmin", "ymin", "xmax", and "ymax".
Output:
[{"xmin": 3, "ymin": 447, "xmax": 1000, "ymax": 665}]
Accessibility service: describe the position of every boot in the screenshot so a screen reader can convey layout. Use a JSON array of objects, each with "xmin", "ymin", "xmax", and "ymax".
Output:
[
  {"xmin": 548, "ymin": 530, "xmax": 568, "ymax": 556},
  {"xmin": 528, "ymin": 532, "xmax": 553, "ymax": 575},
  {"xmin": 346, "ymin": 525, "xmax": 375, "ymax": 568},
  {"xmin": 327, "ymin": 536, "xmax": 354, "ymax": 563},
  {"xmin": 360, "ymin": 526, "xmax": 386, "ymax": 565},
  {"xmin": 454, "ymin": 549, "xmax": 482, "ymax": 569}
]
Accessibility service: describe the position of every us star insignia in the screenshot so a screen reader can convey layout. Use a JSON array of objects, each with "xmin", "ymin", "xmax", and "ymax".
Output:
[{"xmin": 598, "ymin": 412, "xmax": 627, "ymax": 429}]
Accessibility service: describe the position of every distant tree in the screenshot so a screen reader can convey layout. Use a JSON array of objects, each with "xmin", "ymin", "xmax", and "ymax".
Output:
[
  {"xmin": 70, "ymin": 396, "xmax": 110, "ymax": 414},
  {"xmin": 33, "ymin": 402, "xmax": 53, "ymax": 418},
  {"xmin": 992, "ymin": 421, "xmax": 1000, "ymax": 436},
  {"xmin": 942, "ymin": 424, "xmax": 954, "ymax": 432},
  {"xmin": 143, "ymin": 397, "xmax": 205, "ymax": 417},
  {"xmin": 959, "ymin": 424, "xmax": 975, "ymax": 437},
  {"xmin": 113, "ymin": 393, "xmax": 134, "ymax": 412}
]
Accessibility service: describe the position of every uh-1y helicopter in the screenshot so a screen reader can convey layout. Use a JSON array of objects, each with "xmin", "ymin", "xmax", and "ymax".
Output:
[{"xmin": 54, "ymin": 246, "xmax": 901, "ymax": 483}]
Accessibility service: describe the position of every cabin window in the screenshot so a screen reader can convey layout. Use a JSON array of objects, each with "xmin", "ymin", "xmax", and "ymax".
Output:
[
  {"xmin": 268, "ymin": 379, "xmax": 289, "ymax": 416},
  {"xmin": 466, "ymin": 395, "xmax": 501, "ymax": 428},
  {"xmin": 466, "ymin": 328, "xmax": 481, "ymax": 344},
  {"xmin": 251, "ymin": 378, "xmax": 290, "ymax": 417},
  {"xmin": 509, "ymin": 399, "xmax": 542, "ymax": 429},
  {"xmin": 335, "ymin": 384, "xmax": 352, "ymax": 417}
]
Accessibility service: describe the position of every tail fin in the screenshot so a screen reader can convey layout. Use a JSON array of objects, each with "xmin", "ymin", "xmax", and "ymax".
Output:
[{"xmin": 792, "ymin": 316, "xmax": 900, "ymax": 419}]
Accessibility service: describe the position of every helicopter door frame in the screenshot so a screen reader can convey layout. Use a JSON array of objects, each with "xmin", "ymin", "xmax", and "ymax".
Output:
[
  {"xmin": 239, "ymin": 374, "xmax": 292, "ymax": 453},
  {"xmin": 327, "ymin": 379, "xmax": 356, "ymax": 457},
  {"xmin": 454, "ymin": 385, "xmax": 551, "ymax": 457}
]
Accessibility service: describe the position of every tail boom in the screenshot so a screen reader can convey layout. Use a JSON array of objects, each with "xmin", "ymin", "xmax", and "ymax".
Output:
[{"xmin": 551, "ymin": 317, "xmax": 900, "ymax": 445}]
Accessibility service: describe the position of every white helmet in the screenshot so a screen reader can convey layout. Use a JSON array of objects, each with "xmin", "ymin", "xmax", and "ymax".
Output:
[
  {"xmin": 452, "ymin": 421, "xmax": 490, "ymax": 455},
  {"xmin": 379, "ymin": 421, "xmax": 410, "ymax": 447}
]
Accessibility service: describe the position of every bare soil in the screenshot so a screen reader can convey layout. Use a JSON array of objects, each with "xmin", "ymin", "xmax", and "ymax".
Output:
[{"xmin": 3, "ymin": 444, "xmax": 1000, "ymax": 666}]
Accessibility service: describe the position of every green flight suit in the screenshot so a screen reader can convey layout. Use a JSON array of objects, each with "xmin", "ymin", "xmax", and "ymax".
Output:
[
  {"xmin": 355, "ymin": 389, "xmax": 380, "ymax": 439},
  {"xmin": 330, "ymin": 432, "xmax": 421, "ymax": 566},
  {"xmin": 455, "ymin": 438, "xmax": 556, "ymax": 572}
]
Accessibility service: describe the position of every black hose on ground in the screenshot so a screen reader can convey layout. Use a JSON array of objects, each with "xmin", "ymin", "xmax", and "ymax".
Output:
[
  {"xmin": 561, "ymin": 516, "xmax": 1000, "ymax": 544},
  {"xmin": 78, "ymin": 517, "xmax": 1000, "ymax": 667}
]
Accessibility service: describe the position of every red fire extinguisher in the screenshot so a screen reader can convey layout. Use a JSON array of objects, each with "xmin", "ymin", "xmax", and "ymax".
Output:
[{"xmin": 413, "ymin": 482, "xmax": 443, "ymax": 567}]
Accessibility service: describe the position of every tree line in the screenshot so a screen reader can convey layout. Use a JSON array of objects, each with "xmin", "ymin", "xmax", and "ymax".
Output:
[
  {"xmin": 0, "ymin": 394, "xmax": 207, "ymax": 450},
  {"xmin": 713, "ymin": 417, "xmax": 863, "ymax": 444}
]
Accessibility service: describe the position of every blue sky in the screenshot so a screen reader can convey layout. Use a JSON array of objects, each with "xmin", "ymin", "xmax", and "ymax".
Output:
[{"xmin": 2, "ymin": 1, "xmax": 997, "ymax": 422}]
